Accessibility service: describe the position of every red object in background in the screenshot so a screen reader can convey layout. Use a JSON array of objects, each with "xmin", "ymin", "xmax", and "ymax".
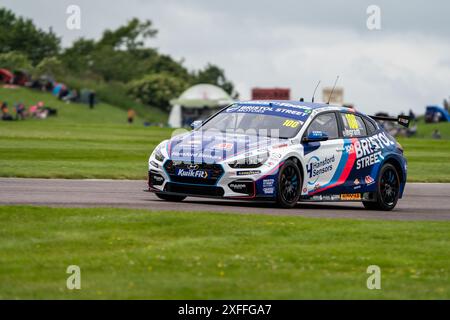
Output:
[
  {"xmin": 0, "ymin": 69, "xmax": 14, "ymax": 83},
  {"xmin": 251, "ymin": 88, "xmax": 290, "ymax": 100}
]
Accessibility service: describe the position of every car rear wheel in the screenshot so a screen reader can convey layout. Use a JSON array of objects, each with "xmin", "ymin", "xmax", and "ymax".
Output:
[
  {"xmin": 363, "ymin": 163, "xmax": 400, "ymax": 211},
  {"xmin": 277, "ymin": 160, "xmax": 302, "ymax": 208},
  {"xmin": 155, "ymin": 193, "xmax": 186, "ymax": 202}
]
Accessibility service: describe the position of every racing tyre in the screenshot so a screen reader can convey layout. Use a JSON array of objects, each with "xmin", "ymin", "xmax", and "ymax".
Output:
[
  {"xmin": 363, "ymin": 163, "xmax": 400, "ymax": 211},
  {"xmin": 155, "ymin": 193, "xmax": 186, "ymax": 202},
  {"xmin": 277, "ymin": 160, "xmax": 302, "ymax": 208}
]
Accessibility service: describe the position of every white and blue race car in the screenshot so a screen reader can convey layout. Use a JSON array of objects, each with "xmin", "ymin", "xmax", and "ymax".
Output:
[{"xmin": 148, "ymin": 101, "xmax": 409, "ymax": 210}]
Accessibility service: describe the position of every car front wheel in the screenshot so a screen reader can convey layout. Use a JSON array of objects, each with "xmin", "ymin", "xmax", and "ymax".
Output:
[{"xmin": 276, "ymin": 160, "xmax": 302, "ymax": 208}]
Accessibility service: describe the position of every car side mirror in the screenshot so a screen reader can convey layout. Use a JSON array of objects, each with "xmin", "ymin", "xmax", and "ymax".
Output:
[
  {"xmin": 303, "ymin": 131, "xmax": 329, "ymax": 143},
  {"xmin": 190, "ymin": 120, "xmax": 203, "ymax": 130}
]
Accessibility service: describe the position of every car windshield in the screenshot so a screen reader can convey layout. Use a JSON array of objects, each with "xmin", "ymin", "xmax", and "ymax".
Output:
[{"xmin": 200, "ymin": 104, "xmax": 310, "ymax": 139}]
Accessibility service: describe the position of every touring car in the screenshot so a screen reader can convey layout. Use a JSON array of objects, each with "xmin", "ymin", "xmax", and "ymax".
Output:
[{"xmin": 148, "ymin": 100, "xmax": 409, "ymax": 210}]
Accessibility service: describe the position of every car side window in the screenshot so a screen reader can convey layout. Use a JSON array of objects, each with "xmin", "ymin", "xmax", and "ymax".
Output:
[
  {"xmin": 363, "ymin": 118, "xmax": 377, "ymax": 135},
  {"xmin": 306, "ymin": 112, "xmax": 339, "ymax": 139},
  {"xmin": 340, "ymin": 113, "xmax": 367, "ymax": 138}
]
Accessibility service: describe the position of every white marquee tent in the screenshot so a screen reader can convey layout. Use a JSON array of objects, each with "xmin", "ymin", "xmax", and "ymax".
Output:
[{"xmin": 168, "ymin": 83, "xmax": 234, "ymax": 128}]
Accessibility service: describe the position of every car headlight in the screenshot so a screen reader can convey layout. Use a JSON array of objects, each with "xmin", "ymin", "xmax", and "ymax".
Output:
[
  {"xmin": 152, "ymin": 144, "xmax": 166, "ymax": 162},
  {"xmin": 228, "ymin": 152, "xmax": 269, "ymax": 169}
]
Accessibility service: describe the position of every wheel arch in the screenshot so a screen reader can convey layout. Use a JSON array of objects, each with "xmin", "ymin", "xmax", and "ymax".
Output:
[
  {"xmin": 382, "ymin": 156, "xmax": 405, "ymax": 183},
  {"xmin": 285, "ymin": 156, "xmax": 304, "ymax": 180}
]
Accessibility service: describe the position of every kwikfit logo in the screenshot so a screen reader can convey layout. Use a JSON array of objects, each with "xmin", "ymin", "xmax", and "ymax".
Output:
[{"xmin": 176, "ymin": 169, "xmax": 209, "ymax": 179}]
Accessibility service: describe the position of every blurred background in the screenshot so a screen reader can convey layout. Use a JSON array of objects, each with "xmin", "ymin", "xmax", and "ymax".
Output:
[{"xmin": 0, "ymin": 0, "xmax": 448, "ymax": 180}]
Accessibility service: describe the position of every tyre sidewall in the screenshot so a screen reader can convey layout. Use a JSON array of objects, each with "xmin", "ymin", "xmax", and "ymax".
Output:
[
  {"xmin": 276, "ymin": 160, "xmax": 302, "ymax": 208},
  {"xmin": 375, "ymin": 163, "xmax": 400, "ymax": 210}
]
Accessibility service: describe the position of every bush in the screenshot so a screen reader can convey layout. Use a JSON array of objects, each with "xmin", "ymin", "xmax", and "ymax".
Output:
[
  {"xmin": 33, "ymin": 56, "xmax": 65, "ymax": 79},
  {"xmin": 127, "ymin": 73, "xmax": 187, "ymax": 112},
  {"xmin": 0, "ymin": 51, "xmax": 32, "ymax": 71}
]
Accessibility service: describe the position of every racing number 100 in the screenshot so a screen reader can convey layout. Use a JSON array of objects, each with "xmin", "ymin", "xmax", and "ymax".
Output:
[
  {"xmin": 345, "ymin": 114, "xmax": 359, "ymax": 129},
  {"xmin": 283, "ymin": 120, "xmax": 300, "ymax": 128}
]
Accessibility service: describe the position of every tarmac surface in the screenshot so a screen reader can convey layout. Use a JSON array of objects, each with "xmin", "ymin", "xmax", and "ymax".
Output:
[{"xmin": 0, "ymin": 178, "xmax": 449, "ymax": 221}]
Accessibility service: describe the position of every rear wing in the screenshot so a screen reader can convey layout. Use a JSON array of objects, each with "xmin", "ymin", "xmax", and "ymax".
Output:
[{"xmin": 368, "ymin": 115, "xmax": 411, "ymax": 128}]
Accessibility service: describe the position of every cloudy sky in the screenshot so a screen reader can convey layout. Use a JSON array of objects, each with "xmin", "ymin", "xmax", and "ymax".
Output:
[{"xmin": 2, "ymin": 0, "xmax": 450, "ymax": 114}]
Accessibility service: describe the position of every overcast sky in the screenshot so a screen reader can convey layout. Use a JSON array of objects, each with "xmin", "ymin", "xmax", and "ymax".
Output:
[{"xmin": 2, "ymin": 0, "xmax": 450, "ymax": 114}]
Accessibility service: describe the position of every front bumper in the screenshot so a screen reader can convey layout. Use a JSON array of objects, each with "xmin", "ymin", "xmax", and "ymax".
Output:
[{"xmin": 148, "ymin": 160, "xmax": 281, "ymax": 199}]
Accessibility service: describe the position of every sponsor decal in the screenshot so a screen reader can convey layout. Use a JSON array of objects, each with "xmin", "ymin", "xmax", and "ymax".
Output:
[
  {"xmin": 176, "ymin": 169, "xmax": 209, "ymax": 179},
  {"xmin": 229, "ymin": 183, "xmax": 247, "ymax": 190},
  {"xmin": 263, "ymin": 187, "xmax": 275, "ymax": 195},
  {"xmin": 345, "ymin": 132, "xmax": 394, "ymax": 170},
  {"xmin": 344, "ymin": 128, "xmax": 361, "ymax": 136},
  {"xmin": 365, "ymin": 175, "xmax": 375, "ymax": 185},
  {"xmin": 273, "ymin": 144, "xmax": 288, "ymax": 149},
  {"xmin": 225, "ymin": 104, "xmax": 310, "ymax": 120},
  {"xmin": 306, "ymin": 155, "xmax": 336, "ymax": 185},
  {"xmin": 311, "ymin": 195, "xmax": 323, "ymax": 201},
  {"xmin": 340, "ymin": 193, "xmax": 362, "ymax": 200},
  {"xmin": 214, "ymin": 143, "xmax": 233, "ymax": 151},
  {"xmin": 270, "ymin": 152, "xmax": 282, "ymax": 158},
  {"xmin": 330, "ymin": 195, "xmax": 341, "ymax": 201},
  {"xmin": 354, "ymin": 178, "xmax": 361, "ymax": 189},
  {"xmin": 236, "ymin": 170, "xmax": 261, "ymax": 176},
  {"xmin": 171, "ymin": 151, "xmax": 222, "ymax": 162},
  {"xmin": 303, "ymin": 188, "xmax": 307, "ymax": 193},
  {"xmin": 263, "ymin": 179, "xmax": 275, "ymax": 187}
]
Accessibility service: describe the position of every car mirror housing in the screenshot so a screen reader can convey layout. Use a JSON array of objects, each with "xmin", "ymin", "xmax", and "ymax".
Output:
[
  {"xmin": 303, "ymin": 131, "xmax": 329, "ymax": 143},
  {"xmin": 190, "ymin": 120, "xmax": 203, "ymax": 130}
]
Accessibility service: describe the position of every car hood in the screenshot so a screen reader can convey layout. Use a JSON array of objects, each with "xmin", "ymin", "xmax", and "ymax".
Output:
[{"xmin": 167, "ymin": 131, "xmax": 286, "ymax": 163}]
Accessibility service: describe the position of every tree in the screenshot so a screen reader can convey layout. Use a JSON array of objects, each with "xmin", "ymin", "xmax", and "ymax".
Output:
[
  {"xmin": 0, "ymin": 51, "xmax": 32, "ymax": 71},
  {"xmin": 194, "ymin": 63, "xmax": 238, "ymax": 98},
  {"xmin": 98, "ymin": 18, "xmax": 157, "ymax": 51},
  {"xmin": 60, "ymin": 38, "xmax": 96, "ymax": 74},
  {"xmin": 127, "ymin": 73, "xmax": 187, "ymax": 111},
  {"xmin": 0, "ymin": 8, "xmax": 60, "ymax": 65}
]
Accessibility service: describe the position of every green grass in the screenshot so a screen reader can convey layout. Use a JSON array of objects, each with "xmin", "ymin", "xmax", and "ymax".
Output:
[
  {"xmin": 398, "ymin": 138, "xmax": 450, "ymax": 182},
  {"xmin": 412, "ymin": 118, "xmax": 450, "ymax": 139},
  {"xmin": 0, "ymin": 206, "xmax": 449, "ymax": 299},
  {"xmin": 60, "ymin": 76, "xmax": 168, "ymax": 123},
  {"xmin": 1, "ymin": 87, "xmax": 450, "ymax": 181},
  {"xmin": 0, "ymin": 86, "xmax": 173, "ymax": 179}
]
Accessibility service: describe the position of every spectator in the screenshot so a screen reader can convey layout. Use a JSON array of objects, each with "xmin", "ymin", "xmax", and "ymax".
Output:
[
  {"xmin": 1, "ymin": 102, "xmax": 13, "ymax": 121},
  {"xmin": 1, "ymin": 102, "xmax": 7, "ymax": 113},
  {"xmin": 15, "ymin": 102, "xmax": 26, "ymax": 120},
  {"xmin": 432, "ymin": 129, "xmax": 441, "ymax": 139},
  {"xmin": 29, "ymin": 104, "xmax": 38, "ymax": 117},
  {"xmin": 89, "ymin": 91, "xmax": 96, "ymax": 109},
  {"xmin": 127, "ymin": 109, "xmax": 136, "ymax": 124}
]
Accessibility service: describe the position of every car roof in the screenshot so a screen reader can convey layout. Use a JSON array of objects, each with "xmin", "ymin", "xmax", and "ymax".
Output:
[{"xmin": 237, "ymin": 100, "xmax": 338, "ymax": 110}]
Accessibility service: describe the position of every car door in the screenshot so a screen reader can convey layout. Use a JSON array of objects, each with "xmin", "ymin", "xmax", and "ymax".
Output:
[
  {"xmin": 338, "ymin": 111, "xmax": 370, "ymax": 190},
  {"xmin": 301, "ymin": 112, "xmax": 344, "ymax": 196}
]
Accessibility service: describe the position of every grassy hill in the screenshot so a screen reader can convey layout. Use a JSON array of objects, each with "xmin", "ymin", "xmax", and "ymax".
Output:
[
  {"xmin": 0, "ymin": 86, "xmax": 172, "ymax": 179},
  {"xmin": 1, "ymin": 86, "xmax": 449, "ymax": 181}
]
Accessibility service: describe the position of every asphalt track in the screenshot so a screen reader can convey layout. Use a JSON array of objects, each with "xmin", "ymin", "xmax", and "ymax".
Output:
[{"xmin": 0, "ymin": 178, "xmax": 449, "ymax": 221}]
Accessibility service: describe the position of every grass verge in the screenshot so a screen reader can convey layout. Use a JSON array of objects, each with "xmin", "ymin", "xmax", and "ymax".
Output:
[{"xmin": 0, "ymin": 206, "xmax": 449, "ymax": 299}]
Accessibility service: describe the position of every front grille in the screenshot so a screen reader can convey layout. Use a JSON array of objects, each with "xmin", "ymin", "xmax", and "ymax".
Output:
[
  {"xmin": 165, "ymin": 183, "xmax": 225, "ymax": 197},
  {"xmin": 163, "ymin": 160, "xmax": 224, "ymax": 186}
]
